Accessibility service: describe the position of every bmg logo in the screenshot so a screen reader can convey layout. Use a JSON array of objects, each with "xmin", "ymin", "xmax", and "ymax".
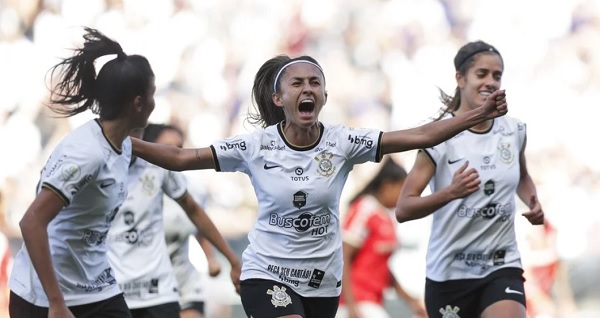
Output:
[
  {"xmin": 220, "ymin": 140, "xmax": 246, "ymax": 151},
  {"xmin": 347, "ymin": 135, "xmax": 373, "ymax": 149}
]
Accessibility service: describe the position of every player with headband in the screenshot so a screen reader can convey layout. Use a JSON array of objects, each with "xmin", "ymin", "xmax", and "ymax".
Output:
[
  {"xmin": 129, "ymin": 54, "xmax": 508, "ymax": 318},
  {"xmin": 395, "ymin": 40, "xmax": 544, "ymax": 318}
]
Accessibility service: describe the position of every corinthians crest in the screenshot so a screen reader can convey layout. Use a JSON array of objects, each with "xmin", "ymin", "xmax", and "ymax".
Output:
[
  {"xmin": 314, "ymin": 152, "xmax": 336, "ymax": 178},
  {"xmin": 140, "ymin": 174, "xmax": 156, "ymax": 196},
  {"xmin": 267, "ymin": 285, "xmax": 292, "ymax": 307},
  {"xmin": 497, "ymin": 141, "xmax": 514, "ymax": 164},
  {"xmin": 439, "ymin": 305, "xmax": 461, "ymax": 318}
]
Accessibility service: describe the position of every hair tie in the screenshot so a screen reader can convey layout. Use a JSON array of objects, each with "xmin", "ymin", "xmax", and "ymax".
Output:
[{"xmin": 454, "ymin": 47, "xmax": 501, "ymax": 70}]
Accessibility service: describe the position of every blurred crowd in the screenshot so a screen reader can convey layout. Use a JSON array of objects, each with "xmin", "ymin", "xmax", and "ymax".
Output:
[{"xmin": 1, "ymin": 0, "xmax": 599, "ymax": 317}]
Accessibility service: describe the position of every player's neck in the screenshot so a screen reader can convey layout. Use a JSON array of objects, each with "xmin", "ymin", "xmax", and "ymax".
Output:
[
  {"xmin": 281, "ymin": 121, "xmax": 321, "ymax": 147},
  {"xmin": 97, "ymin": 118, "xmax": 130, "ymax": 150}
]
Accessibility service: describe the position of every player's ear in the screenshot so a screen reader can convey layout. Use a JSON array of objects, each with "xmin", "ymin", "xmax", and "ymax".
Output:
[{"xmin": 272, "ymin": 93, "xmax": 284, "ymax": 107}]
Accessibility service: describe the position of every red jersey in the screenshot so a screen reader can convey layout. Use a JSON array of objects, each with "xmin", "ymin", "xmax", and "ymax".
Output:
[{"xmin": 341, "ymin": 195, "xmax": 398, "ymax": 305}]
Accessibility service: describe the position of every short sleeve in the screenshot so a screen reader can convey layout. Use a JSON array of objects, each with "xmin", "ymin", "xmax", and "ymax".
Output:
[
  {"xmin": 40, "ymin": 144, "xmax": 102, "ymax": 205},
  {"xmin": 163, "ymin": 170, "xmax": 187, "ymax": 201},
  {"xmin": 210, "ymin": 133, "xmax": 255, "ymax": 173},
  {"xmin": 516, "ymin": 120, "xmax": 527, "ymax": 152},
  {"xmin": 339, "ymin": 126, "xmax": 383, "ymax": 165},
  {"xmin": 421, "ymin": 143, "xmax": 445, "ymax": 167}
]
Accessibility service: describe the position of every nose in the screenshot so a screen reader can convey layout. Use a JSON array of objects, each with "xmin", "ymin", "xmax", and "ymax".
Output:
[
  {"xmin": 485, "ymin": 75, "xmax": 499, "ymax": 90},
  {"xmin": 301, "ymin": 80, "xmax": 313, "ymax": 94}
]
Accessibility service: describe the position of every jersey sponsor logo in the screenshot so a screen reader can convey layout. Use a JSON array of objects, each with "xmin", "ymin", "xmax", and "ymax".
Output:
[
  {"xmin": 219, "ymin": 140, "xmax": 246, "ymax": 151},
  {"xmin": 123, "ymin": 211, "xmax": 135, "ymax": 225},
  {"xmin": 447, "ymin": 158, "xmax": 463, "ymax": 164},
  {"xmin": 493, "ymin": 125, "xmax": 515, "ymax": 136},
  {"xmin": 264, "ymin": 163, "xmax": 280, "ymax": 170},
  {"xmin": 439, "ymin": 305, "xmax": 461, "ymax": 318},
  {"xmin": 44, "ymin": 157, "xmax": 65, "ymax": 177},
  {"xmin": 456, "ymin": 202, "xmax": 510, "ymax": 222},
  {"xmin": 106, "ymin": 206, "xmax": 119, "ymax": 224},
  {"xmin": 314, "ymin": 152, "xmax": 335, "ymax": 177},
  {"xmin": 347, "ymin": 134, "xmax": 373, "ymax": 149},
  {"xmin": 497, "ymin": 141, "xmax": 514, "ymax": 164},
  {"xmin": 76, "ymin": 268, "xmax": 117, "ymax": 292},
  {"xmin": 110, "ymin": 227, "xmax": 154, "ymax": 247},
  {"xmin": 269, "ymin": 211, "xmax": 331, "ymax": 236},
  {"xmin": 292, "ymin": 190, "xmax": 307, "ymax": 208},
  {"xmin": 290, "ymin": 168, "xmax": 308, "ymax": 181},
  {"xmin": 267, "ymin": 285, "xmax": 292, "ymax": 308},
  {"xmin": 481, "ymin": 156, "xmax": 496, "ymax": 170},
  {"xmin": 260, "ymin": 141, "xmax": 285, "ymax": 151},
  {"xmin": 326, "ymin": 141, "xmax": 336, "ymax": 147},
  {"xmin": 68, "ymin": 174, "xmax": 93, "ymax": 195},
  {"xmin": 505, "ymin": 286, "xmax": 523, "ymax": 295},
  {"xmin": 120, "ymin": 278, "xmax": 160, "ymax": 298},
  {"xmin": 82, "ymin": 229, "xmax": 108, "ymax": 245},
  {"xmin": 267, "ymin": 265, "xmax": 310, "ymax": 287},
  {"xmin": 484, "ymin": 180, "xmax": 495, "ymax": 196},
  {"xmin": 308, "ymin": 269, "xmax": 325, "ymax": 289}
]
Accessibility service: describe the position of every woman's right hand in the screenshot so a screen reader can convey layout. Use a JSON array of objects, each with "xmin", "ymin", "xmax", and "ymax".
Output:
[
  {"xmin": 448, "ymin": 161, "xmax": 480, "ymax": 199},
  {"xmin": 481, "ymin": 89, "xmax": 508, "ymax": 120},
  {"xmin": 48, "ymin": 301, "xmax": 75, "ymax": 318}
]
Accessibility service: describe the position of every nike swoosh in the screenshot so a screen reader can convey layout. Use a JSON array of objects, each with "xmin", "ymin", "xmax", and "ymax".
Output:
[
  {"xmin": 447, "ymin": 158, "xmax": 463, "ymax": 164},
  {"xmin": 263, "ymin": 164, "xmax": 279, "ymax": 170},
  {"xmin": 100, "ymin": 180, "xmax": 116, "ymax": 188},
  {"xmin": 505, "ymin": 287, "xmax": 523, "ymax": 295}
]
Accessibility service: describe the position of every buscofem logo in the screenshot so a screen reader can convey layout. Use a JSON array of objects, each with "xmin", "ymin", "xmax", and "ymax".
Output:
[
  {"xmin": 456, "ymin": 202, "xmax": 510, "ymax": 221},
  {"xmin": 269, "ymin": 212, "xmax": 331, "ymax": 235}
]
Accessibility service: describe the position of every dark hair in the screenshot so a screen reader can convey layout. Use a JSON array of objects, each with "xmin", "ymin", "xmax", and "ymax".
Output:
[
  {"xmin": 47, "ymin": 27, "xmax": 154, "ymax": 120},
  {"xmin": 435, "ymin": 40, "xmax": 503, "ymax": 120},
  {"xmin": 348, "ymin": 157, "xmax": 407, "ymax": 204},
  {"xmin": 142, "ymin": 123, "xmax": 184, "ymax": 143},
  {"xmin": 248, "ymin": 55, "xmax": 323, "ymax": 128}
]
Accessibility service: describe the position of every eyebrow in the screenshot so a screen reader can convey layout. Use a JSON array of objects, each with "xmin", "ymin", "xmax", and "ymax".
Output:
[{"xmin": 288, "ymin": 76, "xmax": 322, "ymax": 82}]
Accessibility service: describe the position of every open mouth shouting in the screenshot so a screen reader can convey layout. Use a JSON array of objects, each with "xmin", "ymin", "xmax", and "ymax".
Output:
[{"xmin": 298, "ymin": 99, "xmax": 316, "ymax": 119}]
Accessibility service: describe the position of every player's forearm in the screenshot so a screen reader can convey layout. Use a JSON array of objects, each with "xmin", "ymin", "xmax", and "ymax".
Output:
[
  {"xmin": 196, "ymin": 233, "xmax": 218, "ymax": 262},
  {"xmin": 395, "ymin": 189, "xmax": 454, "ymax": 223},
  {"xmin": 187, "ymin": 209, "xmax": 239, "ymax": 267},
  {"xmin": 19, "ymin": 217, "xmax": 64, "ymax": 304}
]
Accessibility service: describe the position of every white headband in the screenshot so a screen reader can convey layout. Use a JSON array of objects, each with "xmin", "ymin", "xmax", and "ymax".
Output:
[{"xmin": 272, "ymin": 60, "xmax": 325, "ymax": 93}]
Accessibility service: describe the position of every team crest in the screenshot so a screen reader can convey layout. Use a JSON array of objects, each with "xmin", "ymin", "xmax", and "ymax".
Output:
[
  {"xmin": 267, "ymin": 285, "xmax": 292, "ymax": 308},
  {"xmin": 497, "ymin": 142, "xmax": 514, "ymax": 164},
  {"xmin": 439, "ymin": 305, "xmax": 461, "ymax": 318},
  {"xmin": 140, "ymin": 174, "xmax": 156, "ymax": 196},
  {"xmin": 314, "ymin": 152, "xmax": 336, "ymax": 178}
]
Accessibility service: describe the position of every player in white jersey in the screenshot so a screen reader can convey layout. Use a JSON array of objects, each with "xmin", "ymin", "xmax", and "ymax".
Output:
[
  {"xmin": 395, "ymin": 41, "xmax": 545, "ymax": 318},
  {"xmin": 9, "ymin": 28, "xmax": 156, "ymax": 318},
  {"xmin": 144, "ymin": 123, "xmax": 223, "ymax": 318},
  {"xmin": 129, "ymin": 54, "xmax": 508, "ymax": 318},
  {"xmin": 107, "ymin": 126, "xmax": 240, "ymax": 318}
]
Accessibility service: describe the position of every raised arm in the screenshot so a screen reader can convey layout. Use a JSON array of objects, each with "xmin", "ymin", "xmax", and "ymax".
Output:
[
  {"xmin": 381, "ymin": 89, "xmax": 506, "ymax": 155},
  {"xmin": 395, "ymin": 151, "xmax": 480, "ymax": 223},
  {"xmin": 132, "ymin": 138, "xmax": 215, "ymax": 171}
]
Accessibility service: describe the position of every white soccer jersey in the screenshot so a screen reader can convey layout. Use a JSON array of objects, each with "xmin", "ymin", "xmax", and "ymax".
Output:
[
  {"xmin": 163, "ymin": 186, "xmax": 206, "ymax": 305},
  {"xmin": 422, "ymin": 115, "xmax": 527, "ymax": 281},
  {"xmin": 9, "ymin": 119, "xmax": 129, "ymax": 307},
  {"xmin": 107, "ymin": 158, "xmax": 186, "ymax": 309},
  {"xmin": 211, "ymin": 122, "xmax": 382, "ymax": 297}
]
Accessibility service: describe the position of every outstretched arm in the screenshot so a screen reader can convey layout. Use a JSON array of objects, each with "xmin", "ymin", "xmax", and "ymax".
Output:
[
  {"xmin": 132, "ymin": 138, "xmax": 215, "ymax": 171},
  {"xmin": 381, "ymin": 90, "xmax": 506, "ymax": 155},
  {"xmin": 396, "ymin": 151, "xmax": 480, "ymax": 223},
  {"xmin": 176, "ymin": 192, "xmax": 241, "ymax": 293}
]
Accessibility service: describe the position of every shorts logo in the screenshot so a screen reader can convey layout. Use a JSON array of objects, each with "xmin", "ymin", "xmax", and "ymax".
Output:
[
  {"xmin": 439, "ymin": 305, "xmax": 461, "ymax": 318},
  {"xmin": 267, "ymin": 285, "xmax": 292, "ymax": 308},
  {"xmin": 505, "ymin": 286, "xmax": 523, "ymax": 295}
]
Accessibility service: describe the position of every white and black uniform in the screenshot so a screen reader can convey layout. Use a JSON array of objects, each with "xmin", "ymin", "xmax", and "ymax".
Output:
[
  {"xmin": 9, "ymin": 119, "xmax": 129, "ymax": 307},
  {"xmin": 422, "ymin": 114, "xmax": 527, "ymax": 282},
  {"xmin": 107, "ymin": 158, "xmax": 187, "ymax": 309},
  {"xmin": 163, "ymin": 185, "xmax": 206, "ymax": 308},
  {"xmin": 211, "ymin": 122, "xmax": 382, "ymax": 298}
]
